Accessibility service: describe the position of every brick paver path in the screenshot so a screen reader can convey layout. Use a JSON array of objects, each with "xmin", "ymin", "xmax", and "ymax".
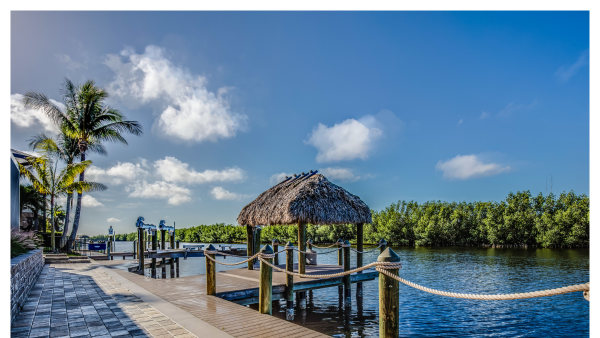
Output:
[{"xmin": 11, "ymin": 264, "xmax": 197, "ymax": 338}]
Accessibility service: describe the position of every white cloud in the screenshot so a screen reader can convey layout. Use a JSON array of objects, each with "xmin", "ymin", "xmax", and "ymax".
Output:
[
  {"xmin": 126, "ymin": 180, "xmax": 192, "ymax": 205},
  {"xmin": 305, "ymin": 115, "xmax": 383, "ymax": 163},
  {"xmin": 457, "ymin": 119, "xmax": 463, "ymax": 125},
  {"xmin": 555, "ymin": 50, "xmax": 588, "ymax": 83},
  {"xmin": 210, "ymin": 187, "xmax": 251, "ymax": 200},
  {"xmin": 269, "ymin": 172, "xmax": 293, "ymax": 186},
  {"xmin": 319, "ymin": 167, "xmax": 361, "ymax": 182},
  {"xmin": 479, "ymin": 111, "xmax": 491, "ymax": 120},
  {"xmin": 10, "ymin": 93, "xmax": 62, "ymax": 133},
  {"xmin": 104, "ymin": 45, "xmax": 247, "ymax": 142},
  {"xmin": 155, "ymin": 156, "xmax": 245, "ymax": 184},
  {"xmin": 436, "ymin": 154, "xmax": 510, "ymax": 180},
  {"xmin": 82, "ymin": 195, "xmax": 103, "ymax": 207},
  {"xmin": 107, "ymin": 217, "xmax": 121, "ymax": 223},
  {"xmin": 86, "ymin": 162, "xmax": 150, "ymax": 185}
]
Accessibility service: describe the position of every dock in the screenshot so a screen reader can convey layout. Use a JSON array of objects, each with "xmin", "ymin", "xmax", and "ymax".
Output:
[{"xmin": 96, "ymin": 259, "xmax": 377, "ymax": 337}]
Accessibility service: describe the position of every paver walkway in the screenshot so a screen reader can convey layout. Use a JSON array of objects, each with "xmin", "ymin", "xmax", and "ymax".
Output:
[{"xmin": 11, "ymin": 264, "xmax": 197, "ymax": 338}]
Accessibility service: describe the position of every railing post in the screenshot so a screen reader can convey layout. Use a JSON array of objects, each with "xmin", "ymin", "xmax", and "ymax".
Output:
[
  {"xmin": 170, "ymin": 232, "xmax": 175, "ymax": 277},
  {"xmin": 272, "ymin": 239, "xmax": 280, "ymax": 266},
  {"xmin": 284, "ymin": 241, "xmax": 294, "ymax": 320},
  {"xmin": 107, "ymin": 240, "xmax": 111, "ymax": 260},
  {"xmin": 337, "ymin": 238, "xmax": 344, "ymax": 266},
  {"xmin": 161, "ymin": 229, "xmax": 166, "ymax": 278},
  {"xmin": 298, "ymin": 222, "xmax": 307, "ymax": 275},
  {"xmin": 307, "ymin": 238, "xmax": 313, "ymax": 251},
  {"xmin": 379, "ymin": 239, "xmax": 388, "ymax": 254},
  {"xmin": 378, "ymin": 247, "xmax": 400, "ymax": 338},
  {"xmin": 151, "ymin": 230, "xmax": 157, "ymax": 278},
  {"xmin": 246, "ymin": 225, "xmax": 254, "ymax": 270},
  {"xmin": 259, "ymin": 244, "xmax": 274, "ymax": 315},
  {"xmin": 343, "ymin": 240, "xmax": 351, "ymax": 308},
  {"xmin": 205, "ymin": 244, "xmax": 216, "ymax": 295},
  {"xmin": 133, "ymin": 240, "xmax": 137, "ymax": 259},
  {"xmin": 176, "ymin": 240, "xmax": 180, "ymax": 277},
  {"xmin": 138, "ymin": 228, "xmax": 145, "ymax": 275}
]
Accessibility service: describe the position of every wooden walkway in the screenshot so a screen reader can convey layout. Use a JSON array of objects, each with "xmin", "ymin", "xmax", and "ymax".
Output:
[{"xmin": 97, "ymin": 260, "xmax": 361, "ymax": 337}]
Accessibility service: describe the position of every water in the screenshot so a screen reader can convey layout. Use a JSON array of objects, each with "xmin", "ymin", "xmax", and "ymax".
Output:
[{"xmin": 111, "ymin": 242, "xmax": 589, "ymax": 337}]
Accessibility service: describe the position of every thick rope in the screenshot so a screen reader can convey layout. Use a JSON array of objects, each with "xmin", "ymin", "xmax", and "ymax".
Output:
[
  {"xmin": 206, "ymin": 249, "xmax": 287, "ymax": 258},
  {"xmin": 310, "ymin": 243, "xmax": 338, "ymax": 249},
  {"xmin": 351, "ymin": 244, "xmax": 383, "ymax": 254},
  {"xmin": 204, "ymin": 251, "xmax": 261, "ymax": 266},
  {"xmin": 294, "ymin": 247, "xmax": 342, "ymax": 255},
  {"xmin": 375, "ymin": 267, "xmax": 590, "ymax": 301},
  {"xmin": 258, "ymin": 257, "xmax": 394, "ymax": 278}
]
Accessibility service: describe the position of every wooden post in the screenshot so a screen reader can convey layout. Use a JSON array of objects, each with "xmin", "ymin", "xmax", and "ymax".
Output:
[
  {"xmin": 246, "ymin": 225, "xmax": 254, "ymax": 270},
  {"xmin": 284, "ymin": 241, "xmax": 294, "ymax": 320},
  {"xmin": 133, "ymin": 240, "xmax": 137, "ymax": 259},
  {"xmin": 378, "ymin": 248, "xmax": 400, "ymax": 338},
  {"xmin": 298, "ymin": 222, "xmax": 307, "ymax": 275},
  {"xmin": 170, "ymin": 231, "xmax": 175, "ymax": 277},
  {"xmin": 138, "ymin": 229, "xmax": 144, "ymax": 274},
  {"xmin": 272, "ymin": 239, "xmax": 280, "ymax": 266},
  {"xmin": 343, "ymin": 240, "xmax": 351, "ymax": 308},
  {"xmin": 160, "ymin": 229, "xmax": 166, "ymax": 278},
  {"xmin": 151, "ymin": 230, "xmax": 157, "ymax": 278},
  {"xmin": 175, "ymin": 240, "xmax": 180, "ymax": 277},
  {"xmin": 337, "ymin": 238, "xmax": 343, "ymax": 266},
  {"xmin": 107, "ymin": 240, "xmax": 111, "ymax": 260},
  {"xmin": 356, "ymin": 223, "xmax": 364, "ymax": 269},
  {"xmin": 259, "ymin": 244, "xmax": 273, "ymax": 315},
  {"xmin": 307, "ymin": 238, "xmax": 313, "ymax": 251},
  {"xmin": 380, "ymin": 239, "xmax": 388, "ymax": 254},
  {"xmin": 205, "ymin": 244, "xmax": 216, "ymax": 295},
  {"xmin": 254, "ymin": 226, "xmax": 262, "ymax": 267}
]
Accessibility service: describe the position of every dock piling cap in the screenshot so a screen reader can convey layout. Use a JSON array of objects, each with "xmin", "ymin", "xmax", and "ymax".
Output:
[
  {"xmin": 260, "ymin": 244, "xmax": 274, "ymax": 254},
  {"xmin": 285, "ymin": 241, "xmax": 294, "ymax": 248},
  {"xmin": 336, "ymin": 238, "xmax": 343, "ymax": 245},
  {"xmin": 272, "ymin": 239, "xmax": 280, "ymax": 245},
  {"xmin": 342, "ymin": 240, "xmax": 351, "ymax": 247},
  {"xmin": 379, "ymin": 238, "xmax": 387, "ymax": 245},
  {"xmin": 377, "ymin": 247, "xmax": 400, "ymax": 262},
  {"xmin": 306, "ymin": 239, "xmax": 313, "ymax": 244},
  {"xmin": 206, "ymin": 244, "xmax": 216, "ymax": 251}
]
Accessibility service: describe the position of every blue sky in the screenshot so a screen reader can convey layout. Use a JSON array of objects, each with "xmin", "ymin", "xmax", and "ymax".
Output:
[{"xmin": 10, "ymin": 11, "xmax": 589, "ymax": 236}]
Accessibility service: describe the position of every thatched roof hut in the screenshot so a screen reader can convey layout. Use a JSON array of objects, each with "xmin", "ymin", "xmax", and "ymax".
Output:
[{"xmin": 237, "ymin": 172, "xmax": 372, "ymax": 226}]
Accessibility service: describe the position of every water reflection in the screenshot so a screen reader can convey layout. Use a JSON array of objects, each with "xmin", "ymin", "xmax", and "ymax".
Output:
[{"xmin": 113, "ymin": 242, "xmax": 589, "ymax": 337}]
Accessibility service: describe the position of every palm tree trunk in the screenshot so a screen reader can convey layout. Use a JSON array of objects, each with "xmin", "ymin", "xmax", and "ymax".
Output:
[
  {"xmin": 50, "ymin": 195, "xmax": 55, "ymax": 252},
  {"xmin": 69, "ymin": 153, "xmax": 85, "ymax": 244},
  {"xmin": 61, "ymin": 194, "xmax": 72, "ymax": 250},
  {"xmin": 42, "ymin": 193, "xmax": 47, "ymax": 232}
]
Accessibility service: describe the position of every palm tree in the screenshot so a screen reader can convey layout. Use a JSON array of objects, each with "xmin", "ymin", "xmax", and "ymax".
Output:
[
  {"xmin": 29, "ymin": 132, "xmax": 106, "ymax": 248},
  {"xmin": 22, "ymin": 78, "xmax": 142, "ymax": 247},
  {"xmin": 19, "ymin": 153, "xmax": 107, "ymax": 252}
]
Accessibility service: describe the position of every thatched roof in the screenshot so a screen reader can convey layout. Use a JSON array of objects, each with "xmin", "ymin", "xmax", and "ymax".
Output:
[{"xmin": 237, "ymin": 172, "xmax": 372, "ymax": 226}]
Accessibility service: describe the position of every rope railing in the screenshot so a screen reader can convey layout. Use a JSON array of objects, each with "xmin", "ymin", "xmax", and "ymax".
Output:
[
  {"xmin": 293, "ymin": 247, "xmax": 342, "ymax": 255},
  {"xmin": 310, "ymin": 242, "xmax": 338, "ymax": 249},
  {"xmin": 205, "ymin": 250, "xmax": 589, "ymax": 301},
  {"xmin": 375, "ymin": 267, "xmax": 590, "ymax": 300},
  {"xmin": 350, "ymin": 244, "xmax": 383, "ymax": 254}
]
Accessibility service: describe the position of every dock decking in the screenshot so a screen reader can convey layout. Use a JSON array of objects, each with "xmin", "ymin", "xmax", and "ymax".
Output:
[{"xmin": 98, "ymin": 260, "xmax": 376, "ymax": 337}]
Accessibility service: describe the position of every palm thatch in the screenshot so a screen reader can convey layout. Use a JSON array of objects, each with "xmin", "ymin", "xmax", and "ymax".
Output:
[{"xmin": 237, "ymin": 173, "xmax": 371, "ymax": 226}]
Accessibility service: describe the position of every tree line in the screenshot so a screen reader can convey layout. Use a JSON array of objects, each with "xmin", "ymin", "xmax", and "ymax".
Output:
[{"xmin": 91, "ymin": 190, "xmax": 588, "ymax": 249}]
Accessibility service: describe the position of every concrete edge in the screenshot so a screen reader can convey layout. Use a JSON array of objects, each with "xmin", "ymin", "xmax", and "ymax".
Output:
[{"xmin": 96, "ymin": 264, "xmax": 234, "ymax": 338}]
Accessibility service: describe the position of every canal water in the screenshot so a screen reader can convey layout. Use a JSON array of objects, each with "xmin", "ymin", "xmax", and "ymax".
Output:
[{"xmin": 112, "ymin": 242, "xmax": 589, "ymax": 337}]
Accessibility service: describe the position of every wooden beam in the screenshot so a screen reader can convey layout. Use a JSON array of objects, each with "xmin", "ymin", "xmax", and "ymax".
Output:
[{"xmin": 246, "ymin": 225, "xmax": 254, "ymax": 270}]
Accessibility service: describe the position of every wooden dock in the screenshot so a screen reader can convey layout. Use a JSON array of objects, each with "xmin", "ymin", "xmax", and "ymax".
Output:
[{"xmin": 97, "ymin": 260, "xmax": 376, "ymax": 337}]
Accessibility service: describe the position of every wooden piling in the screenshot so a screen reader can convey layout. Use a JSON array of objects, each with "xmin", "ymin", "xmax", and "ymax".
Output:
[
  {"xmin": 378, "ymin": 247, "xmax": 400, "ymax": 338},
  {"xmin": 151, "ymin": 231, "xmax": 157, "ymax": 278},
  {"xmin": 107, "ymin": 240, "xmax": 111, "ymax": 260},
  {"xmin": 380, "ymin": 239, "xmax": 388, "ymax": 254},
  {"xmin": 343, "ymin": 240, "xmax": 351, "ymax": 307},
  {"xmin": 138, "ymin": 229, "xmax": 144, "ymax": 274},
  {"xmin": 175, "ymin": 240, "xmax": 180, "ymax": 277},
  {"xmin": 307, "ymin": 238, "xmax": 313, "ymax": 251},
  {"xmin": 298, "ymin": 222, "xmax": 307, "ymax": 275},
  {"xmin": 337, "ymin": 238, "xmax": 343, "ymax": 266},
  {"xmin": 272, "ymin": 239, "xmax": 280, "ymax": 266},
  {"xmin": 254, "ymin": 226, "xmax": 262, "ymax": 267},
  {"xmin": 133, "ymin": 240, "xmax": 137, "ymax": 259},
  {"xmin": 205, "ymin": 244, "xmax": 216, "ymax": 295},
  {"xmin": 246, "ymin": 225, "xmax": 254, "ymax": 270},
  {"xmin": 160, "ymin": 229, "xmax": 166, "ymax": 278},
  {"xmin": 259, "ymin": 244, "xmax": 274, "ymax": 315},
  {"xmin": 356, "ymin": 223, "xmax": 364, "ymax": 269},
  {"xmin": 284, "ymin": 241, "xmax": 294, "ymax": 320},
  {"xmin": 170, "ymin": 231, "xmax": 175, "ymax": 276}
]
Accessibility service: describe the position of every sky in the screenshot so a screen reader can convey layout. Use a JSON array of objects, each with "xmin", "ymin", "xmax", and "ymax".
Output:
[{"xmin": 10, "ymin": 11, "xmax": 589, "ymax": 236}]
